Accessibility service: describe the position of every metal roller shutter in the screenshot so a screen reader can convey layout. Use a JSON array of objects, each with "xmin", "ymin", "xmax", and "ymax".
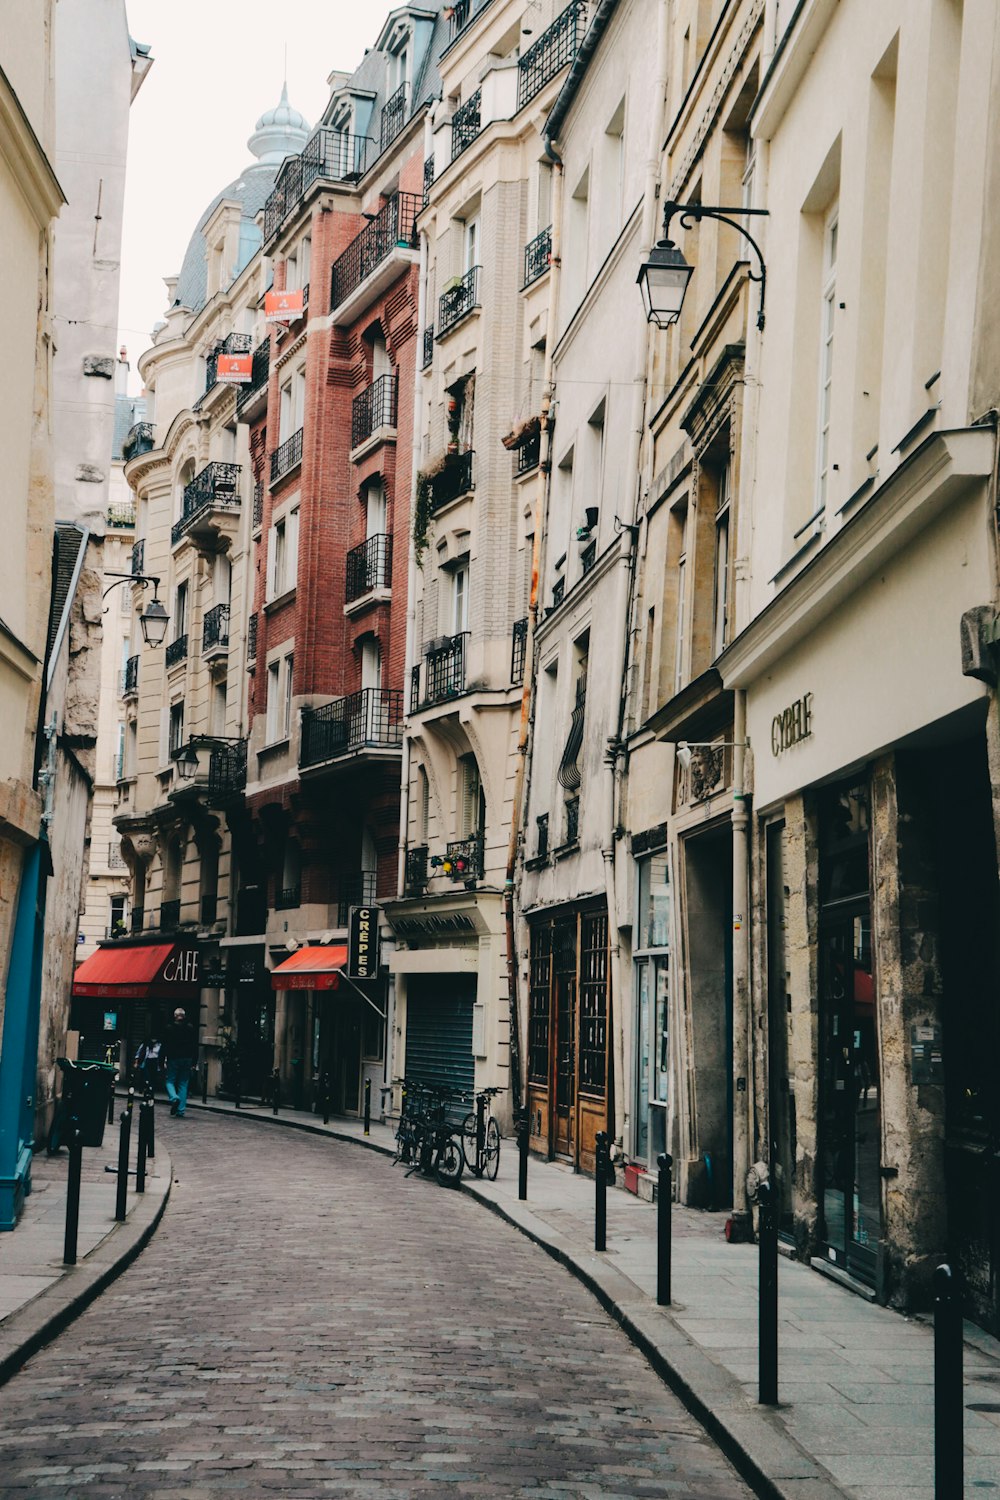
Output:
[{"xmin": 404, "ymin": 975, "xmax": 475, "ymax": 1101}]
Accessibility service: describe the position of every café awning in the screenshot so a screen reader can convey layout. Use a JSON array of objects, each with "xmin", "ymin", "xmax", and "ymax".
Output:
[
  {"xmin": 71, "ymin": 943, "xmax": 201, "ymax": 1001},
  {"xmin": 270, "ymin": 945, "xmax": 348, "ymax": 991}
]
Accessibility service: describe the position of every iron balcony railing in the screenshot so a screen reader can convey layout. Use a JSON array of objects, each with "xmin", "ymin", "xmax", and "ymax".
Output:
[
  {"xmin": 335, "ymin": 871, "xmax": 378, "ymax": 927},
  {"xmin": 263, "ymin": 128, "xmax": 369, "ymax": 242},
  {"xmin": 108, "ymin": 842, "xmax": 127, "ymax": 870},
  {"xmin": 552, "ymin": 576, "xmax": 565, "ymax": 608},
  {"xmin": 246, "ymin": 612, "xmax": 258, "ymax": 664},
  {"xmin": 208, "ymin": 739, "xmax": 247, "ymax": 800},
  {"xmin": 380, "ymin": 82, "xmax": 407, "ymax": 151},
  {"xmin": 122, "ymin": 654, "xmax": 139, "ymax": 696},
  {"xmin": 422, "ymin": 326, "xmax": 434, "ymax": 369},
  {"xmin": 165, "ymin": 634, "xmax": 188, "ymax": 668},
  {"xmin": 330, "ymin": 191, "xmax": 421, "ymax": 310},
  {"xmin": 449, "ymin": 0, "xmax": 473, "ymax": 37},
  {"xmin": 107, "ymin": 501, "xmax": 136, "ymax": 529},
  {"xmin": 410, "ymin": 663, "xmax": 421, "ymax": 714},
  {"xmin": 511, "ymin": 617, "xmax": 528, "ymax": 685},
  {"xmin": 564, "ymin": 795, "xmax": 580, "ymax": 844},
  {"xmin": 252, "ymin": 479, "xmax": 264, "ymax": 530},
  {"xmin": 423, "ymin": 154, "xmax": 434, "ymax": 208},
  {"xmin": 405, "ymin": 845, "xmax": 428, "ymax": 895},
  {"xmin": 438, "ymin": 265, "xmax": 480, "ymax": 337},
  {"xmin": 270, "ymin": 427, "xmax": 303, "ymax": 485},
  {"xmin": 160, "ymin": 899, "xmax": 181, "ymax": 930},
  {"xmin": 516, "ymin": 430, "xmax": 541, "ymax": 475},
  {"xmin": 345, "ymin": 533, "xmax": 393, "ymax": 602},
  {"xmin": 122, "ymin": 421, "xmax": 154, "ymax": 462},
  {"xmin": 517, "ymin": 0, "xmax": 587, "ymax": 110},
  {"xmin": 450, "ymin": 89, "xmax": 481, "ymax": 161},
  {"xmin": 429, "ymin": 450, "xmax": 474, "ymax": 510},
  {"xmin": 523, "ymin": 225, "xmax": 552, "ymax": 288},
  {"xmin": 131, "ymin": 538, "xmax": 145, "ymax": 576},
  {"xmin": 445, "ymin": 835, "xmax": 483, "ymax": 881},
  {"xmin": 237, "ymin": 338, "xmax": 270, "ymax": 416},
  {"xmin": 202, "ymin": 602, "xmax": 230, "ymax": 653},
  {"xmin": 173, "ymin": 461, "xmax": 241, "ymax": 544},
  {"xmin": 536, "ymin": 813, "xmax": 549, "ymax": 861},
  {"xmin": 351, "ymin": 373, "xmax": 398, "ymax": 449},
  {"xmin": 275, "ymin": 885, "xmax": 301, "ymax": 911},
  {"xmin": 205, "ymin": 332, "xmax": 252, "ymax": 394},
  {"xmin": 300, "ymin": 687, "xmax": 404, "ymax": 769},
  {"xmin": 422, "ymin": 631, "xmax": 469, "ymax": 706},
  {"xmin": 581, "ymin": 539, "xmax": 597, "ymax": 575}
]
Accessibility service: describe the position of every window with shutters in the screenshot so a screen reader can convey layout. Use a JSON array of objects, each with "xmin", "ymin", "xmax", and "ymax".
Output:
[
  {"xmin": 528, "ymin": 924, "xmax": 552, "ymax": 1083},
  {"xmin": 168, "ymin": 702, "xmax": 185, "ymax": 756},
  {"xmin": 459, "ymin": 754, "xmax": 485, "ymax": 841},
  {"xmin": 579, "ymin": 910, "xmax": 608, "ymax": 1095}
]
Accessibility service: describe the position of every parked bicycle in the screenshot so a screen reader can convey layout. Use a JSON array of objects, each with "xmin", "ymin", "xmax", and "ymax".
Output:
[
  {"xmin": 461, "ymin": 1086, "xmax": 503, "ymax": 1180},
  {"xmin": 391, "ymin": 1079, "xmax": 465, "ymax": 1188}
]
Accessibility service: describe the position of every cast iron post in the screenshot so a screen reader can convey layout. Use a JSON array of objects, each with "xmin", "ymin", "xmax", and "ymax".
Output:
[
  {"xmin": 321, "ymin": 1071, "xmax": 331, "ymax": 1125},
  {"xmin": 62, "ymin": 1123, "xmax": 82, "ymax": 1265},
  {"xmin": 271, "ymin": 1067, "xmax": 280, "ymax": 1115},
  {"xmin": 364, "ymin": 1077, "xmax": 371, "ymax": 1136},
  {"xmin": 475, "ymin": 1091, "xmax": 486, "ymax": 1176},
  {"xmin": 934, "ymin": 1263, "xmax": 963, "ymax": 1498},
  {"xmin": 758, "ymin": 1179, "xmax": 779, "ymax": 1405},
  {"xmin": 145, "ymin": 1085, "xmax": 155, "ymax": 1159},
  {"xmin": 135, "ymin": 1096, "xmax": 148, "ymax": 1193},
  {"xmin": 657, "ymin": 1152, "xmax": 673, "ymax": 1306},
  {"xmin": 517, "ymin": 1111, "xmax": 529, "ymax": 1200},
  {"xmin": 594, "ymin": 1131, "xmax": 608, "ymax": 1252},
  {"xmin": 114, "ymin": 1097, "xmax": 132, "ymax": 1223}
]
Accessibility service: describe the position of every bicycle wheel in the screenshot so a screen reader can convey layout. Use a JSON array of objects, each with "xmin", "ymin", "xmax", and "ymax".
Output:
[
  {"xmin": 435, "ymin": 1134, "xmax": 464, "ymax": 1187},
  {"xmin": 460, "ymin": 1111, "xmax": 478, "ymax": 1170},
  {"xmin": 484, "ymin": 1117, "xmax": 500, "ymax": 1180}
]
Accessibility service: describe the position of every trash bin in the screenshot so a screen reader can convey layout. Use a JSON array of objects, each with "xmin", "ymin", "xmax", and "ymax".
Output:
[{"xmin": 57, "ymin": 1058, "xmax": 116, "ymax": 1147}]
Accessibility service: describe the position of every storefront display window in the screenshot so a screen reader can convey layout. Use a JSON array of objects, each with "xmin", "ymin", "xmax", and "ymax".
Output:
[{"xmin": 634, "ymin": 851, "xmax": 670, "ymax": 1166}]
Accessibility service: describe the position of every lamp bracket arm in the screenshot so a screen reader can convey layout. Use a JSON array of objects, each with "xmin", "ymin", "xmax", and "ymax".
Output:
[
  {"xmin": 662, "ymin": 200, "xmax": 769, "ymax": 331},
  {"xmin": 101, "ymin": 571, "xmax": 161, "ymax": 611}
]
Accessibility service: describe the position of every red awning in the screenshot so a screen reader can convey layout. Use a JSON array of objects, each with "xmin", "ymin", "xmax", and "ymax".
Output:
[
  {"xmin": 270, "ymin": 945, "xmax": 348, "ymax": 991},
  {"xmin": 72, "ymin": 943, "xmax": 201, "ymax": 1001}
]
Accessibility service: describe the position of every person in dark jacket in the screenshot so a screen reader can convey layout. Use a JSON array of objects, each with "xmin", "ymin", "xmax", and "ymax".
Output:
[{"xmin": 163, "ymin": 1008, "xmax": 198, "ymax": 1117}]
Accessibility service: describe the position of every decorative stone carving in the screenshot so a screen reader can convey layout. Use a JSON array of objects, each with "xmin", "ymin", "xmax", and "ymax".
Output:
[
  {"xmin": 82, "ymin": 354, "xmax": 115, "ymax": 378},
  {"xmin": 690, "ymin": 745, "xmax": 724, "ymax": 802}
]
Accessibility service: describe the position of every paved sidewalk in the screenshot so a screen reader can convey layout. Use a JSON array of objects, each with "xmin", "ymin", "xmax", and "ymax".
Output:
[
  {"xmin": 0, "ymin": 1112, "xmax": 171, "ymax": 1387},
  {"xmin": 190, "ymin": 1094, "xmax": 1000, "ymax": 1500}
]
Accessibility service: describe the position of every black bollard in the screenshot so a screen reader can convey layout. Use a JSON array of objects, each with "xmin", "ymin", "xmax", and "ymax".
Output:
[
  {"xmin": 135, "ymin": 1098, "xmax": 148, "ymax": 1194},
  {"xmin": 145, "ymin": 1087, "xmax": 155, "ymax": 1159},
  {"xmin": 517, "ymin": 1111, "xmax": 529, "ymax": 1201},
  {"xmin": 657, "ymin": 1152, "xmax": 673, "ymax": 1306},
  {"xmin": 62, "ymin": 1123, "xmax": 83, "ymax": 1266},
  {"xmin": 364, "ymin": 1078, "xmax": 371, "ymax": 1136},
  {"xmin": 201, "ymin": 1057, "xmax": 208, "ymax": 1106},
  {"xmin": 594, "ymin": 1131, "xmax": 608, "ymax": 1252},
  {"xmin": 271, "ymin": 1068, "xmax": 280, "ymax": 1116},
  {"xmin": 933, "ymin": 1263, "xmax": 963, "ymax": 1498},
  {"xmin": 475, "ymin": 1092, "xmax": 486, "ymax": 1176},
  {"xmin": 758, "ymin": 1180, "xmax": 779, "ymax": 1405},
  {"xmin": 115, "ymin": 1101, "xmax": 132, "ymax": 1223},
  {"xmin": 321, "ymin": 1071, "xmax": 330, "ymax": 1125},
  {"xmin": 107, "ymin": 1071, "xmax": 118, "ymax": 1126},
  {"xmin": 234, "ymin": 1060, "xmax": 241, "ymax": 1111}
]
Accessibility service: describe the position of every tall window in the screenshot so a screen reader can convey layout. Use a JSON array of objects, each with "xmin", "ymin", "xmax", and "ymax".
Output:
[
  {"xmin": 174, "ymin": 581, "xmax": 188, "ymax": 640},
  {"xmin": 453, "ymin": 563, "xmax": 469, "ymax": 634},
  {"xmin": 816, "ymin": 211, "xmax": 838, "ymax": 509},
  {"xmin": 674, "ymin": 507, "xmax": 688, "ymax": 693},
  {"xmin": 361, "ymin": 638, "xmax": 382, "ymax": 693},
  {"xmin": 365, "ymin": 480, "xmax": 387, "ymax": 537},
  {"xmin": 168, "ymin": 702, "xmax": 185, "ymax": 756},
  {"xmin": 464, "ymin": 216, "xmax": 479, "ymax": 273},
  {"xmin": 268, "ymin": 508, "xmax": 299, "ymax": 598},
  {"xmin": 266, "ymin": 655, "xmax": 294, "ymax": 743},
  {"xmin": 712, "ymin": 461, "xmax": 731, "ymax": 658}
]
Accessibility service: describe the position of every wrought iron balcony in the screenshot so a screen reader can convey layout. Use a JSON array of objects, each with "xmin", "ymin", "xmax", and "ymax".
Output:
[
  {"xmin": 516, "ymin": 430, "xmax": 541, "ymax": 475},
  {"xmin": 351, "ymin": 374, "xmax": 398, "ymax": 449},
  {"xmin": 410, "ymin": 663, "xmax": 421, "ymax": 715},
  {"xmin": 270, "ymin": 427, "xmax": 303, "ymax": 485},
  {"xmin": 335, "ymin": 870, "xmax": 378, "ymax": 926},
  {"xmin": 165, "ymin": 634, "xmax": 188, "ymax": 668},
  {"xmin": 405, "ymin": 845, "xmax": 428, "ymax": 895},
  {"xmin": 346, "ymin": 533, "xmax": 393, "ymax": 602},
  {"xmin": 517, "ymin": 1, "xmax": 587, "ymax": 110},
  {"xmin": 275, "ymin": 885, "xmax": 301, "ymax": 911},
  {"xmin": 205, "ymin": 332, "xmax": 252, "ymax": 394},
  {"xmin": 202, "ymin": 602, "xmax": 230, "ymax": 654},
  {"xmin": 523, "ymin": 225, "xmax": 552, "ymax": 288},
  {"xmin": 419, "ymin": 631, "xmax": 469, "ymax": 707},
  {"xmin": 107, "ymin": 501, "xmax": 136, "ymax": 529},
  {"xmin": 443, "ymin": 835, "xmax": 483, "ymax": 881},
  {"xmin": 246, "ymin": 612, "xmax": 258, "ymax": 664},
  {"xmin": 252, "ymin": 479, "xmax": 264, "ymax": 530},
  {"xmin": 122, "ymin": 654, "xmax": 139, "ymax": 697},
  {"xmin": 330, "ymin": 191, "xmax": 421, "ymax": 310},
  {"xmin": 108, "ymin": 842, "xmax": 127, "ymax": 870},
  {"xmin": 448, "ymin": 0, "xmax": 473, "ymax": 37},
  {"xmin": 423, "ymin": 155, "xmax": 434, "ymax": 209},
  {"xmin": 564, "ymin": 795, "xmax": 580, "ymax": 845},
  {"xmin": 208, "ymin": 738, "xmax": 247, "ymax": 800},
  {"xmin": 131, "ymin": 538, "xmax": 145, "ymax": 576},
  {"xmin": 380, "ymin": 82, "xmax": 407, "ymax": 151},
  {"xmin": 450, "ymin": 89, "xmax": 481, "ymax": 161},
  {"xmin": 299, "ymin": 687, "xmax": 404, "ymax": 770},
  {"xmin": 263, "ymin": 128, "xmax": 369, "ymax": 242},
  {"xmin": 160, "ymin": 898, "xmax": 181, "ymax": 930},
  {"xmin": 122, "ymin": 421, "xmax": 154, "ymax": 463},
  {"xmin": 429, "ymin": 450, "xmax": 474, "ymax": 510},
  {"xmin": 422, "ymin": 326, "xmax": 434, "ymax": 369},
  {"xmin": 511, "ymin": 617, "xmax": 528, "ymax": 685},
  {"xmin": 173, "ymin": 461, "xmax": 242, "ymax": 544},
  {"xmin": 237, "ymin": 338, "xmax": 270, "ymax": 417},
  {"xmin": 437, "ymin": 265, "xmax": 480, "ymax": 337}
]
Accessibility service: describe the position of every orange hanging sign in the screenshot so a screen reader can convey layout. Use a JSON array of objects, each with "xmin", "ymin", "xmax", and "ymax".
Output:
[
  {"xmin": 216, "ymin": 353, "xmax": 253, "ymax": 383},
  {"xmin": 265, "ymin": 287, "xmax": 304, "ymax": 323}
]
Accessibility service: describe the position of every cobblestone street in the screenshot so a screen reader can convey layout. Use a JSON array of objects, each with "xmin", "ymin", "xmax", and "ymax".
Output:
[{"xmin": 0, "ymin": 1115, "xmax": 752, "ymax": 1497}]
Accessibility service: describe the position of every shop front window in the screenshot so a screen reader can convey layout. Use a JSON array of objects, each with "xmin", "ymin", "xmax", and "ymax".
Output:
[{"xmin": 634, "ymin": 850, "xmax": 670, "ymax": 1166}]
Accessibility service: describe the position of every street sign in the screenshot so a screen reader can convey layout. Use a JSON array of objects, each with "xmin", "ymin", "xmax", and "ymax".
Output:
[{"xmin": 347, "ymin": 906, "xmax": 380, "ymax": 980}]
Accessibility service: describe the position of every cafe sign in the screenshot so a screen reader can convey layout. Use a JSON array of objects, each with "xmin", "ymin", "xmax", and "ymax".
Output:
[{"xmin": 771, "ymin": 693, "xmax": 813, "ymax": 756}]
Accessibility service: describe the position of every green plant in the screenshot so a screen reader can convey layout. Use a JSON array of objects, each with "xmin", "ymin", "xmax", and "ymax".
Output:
[{"xmin": 413, "ymin": 471, "xmax": 432, "ymax": 568}]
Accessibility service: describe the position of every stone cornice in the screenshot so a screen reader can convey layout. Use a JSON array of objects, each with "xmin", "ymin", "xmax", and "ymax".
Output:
[{"xmin": 0, "ymin": 62, "xmax": 64, "ymax": 227}]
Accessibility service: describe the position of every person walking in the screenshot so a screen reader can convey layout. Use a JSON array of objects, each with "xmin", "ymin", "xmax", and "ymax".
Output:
[
  {"xmin": 163, "ymin": 1008, "xmax": 198, "ymax": 1117},
  {"xmin": 133, "ymin": 1035, "xmax": 163, "ymax": 1093}
]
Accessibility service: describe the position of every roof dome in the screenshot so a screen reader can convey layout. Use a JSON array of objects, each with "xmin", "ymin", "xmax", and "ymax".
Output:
[{"xmin": 248, "ymin": 83, "xmax": 311, "ymax": 165}]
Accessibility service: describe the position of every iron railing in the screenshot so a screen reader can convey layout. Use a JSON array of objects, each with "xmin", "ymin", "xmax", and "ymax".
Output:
[
  {"xmin": 445, "ymin": 835, "xmax": 483, "ymax": 881},
  {"xmin": 405, "ymin": 845, "xmax": 428, "ymax": 894},
  {"xmin": 252, "ymin": 479, "xmax": 264, "ymax": 530},
  {"xmin": 330, "ymin": 191, "xmax": 421, "ymax": 309},
  {"xmin": 335, "ymin": 871, "xmax": 378, "ymax": 926},
  {"xmin": 131, "ymin": 538, "xmax": 145, "ymax": 576},
  {"xmin": 511, "ymin": 617, "xmax": 528, "ymax": 684},
  {"xmin": 275, "ymin": 885, "xmax": 301, "ymax": 911},
  {"xmin": 263, "ymin": 128, "xmax": 369, "ymax": 242},
  {"xmin": 523, "ymin": 225, "xmax": 552, "ymax": 288},
  {"xmin": 438, "ymin": 265, "xmax": 480, "ymax": 336},
  {"xmin": 205, "ymin": 332, "xmax": 252, "ymax": 393},
  {"xmin": 410, "ymin": 663, "xmax": 421, "ymax": 714},
  {"xmin": 581, "ymin": 539, "xmax": 597, "ymax": 575},
  {"xmin": 122, "ymin": 654, "xmax": 139, "ymax": 696},
  {"xmin": 536, "ymin": 813, "xmax": 549, "ymax": 860},
  {"xmin": 351, "ymin": 374, "xmax": 398, "ymax": 448},
  {"xmin": 107, "ymin": 501, "xmax": 136, "ymax": 529},
  {"xmin": 202, "ymin": 602, "xmax": 230, "ymax": 653},
  {"xmin": 564, "ymin": 795, "xmax": 580, "ymax": 844},
  {"xmin": 173, "ymin": 461, "xmax": 242, "ymax": 544},
  {"xmin": 237, "ymin": 338, "xmax": 270, "ymax": 416},
  {"xmin": 380, "ymin": 83, "xmax": 407, "ymax": 151},
  {"xmin": 246, "ymin": 613, "xmax": 258, "ymax": 664},
  {"xmin": 429, "ymin": 450, "xmax": 474, "ymax": 510},
  {"xmin": 450, "ymin": 89, "xmax": 481, "ymax": 161},
  {"xmin": 160, "ymin": 899, "xmax": 181, "ymax": 930},
  {"xmin": 517, "ymin": 1, "xmax": 587, "ymax": 110},
  {"xmin": 552, "ymin": 577, "xmax": 565, "ymax": 608},
  {"xmin": 108, "ymin": 842, "xmax": 127, "ymax": 870},
  {"xmin": 165, "ymin": 634, "xmax": 188, "ymax": 668},
  {"xmin": 422, "ymin": 326, "xmax": 434, "ymax": 368},
  {"xmin": 208, "ymin": 739, "xmax": 247, "ymax": 799},
  {"xmin": 449, "ymin": 0, "xmax": 473, "ymax": 37},
  {"xmin": 346, "ymin": 533, "xmax": 393, "ymax": 601},
  {"xmin": 300, "ymin": 687, "xmax": 404, "ymax": 769},
  {"xmin": 423, "ymin": 154, "xmax": 434, "ymax": 208},
  {"xmin": 270, "ymin": 428, "xmax": 303, "ymax": 485},
  {"xmin": 517, "ymin": 430, "xmax": 541, "ymax": 475},
  {"xmin": 422, "ymin": 631, "xmax": 469, "ymax": 706},
  {"xmin": 122, "ymin": 422, "xmax": 154, "ymax": 462}
]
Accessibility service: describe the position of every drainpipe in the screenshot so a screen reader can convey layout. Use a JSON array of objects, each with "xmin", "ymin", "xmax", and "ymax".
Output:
[{"xmin": 731, "ymin": 687, "xmax": 751, "ymax": 1232}]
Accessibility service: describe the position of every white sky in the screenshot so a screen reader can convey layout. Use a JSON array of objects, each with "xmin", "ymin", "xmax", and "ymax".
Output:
[{"xmin": 118, "ymin": 0, "xmax": 400, "ymax": 386}]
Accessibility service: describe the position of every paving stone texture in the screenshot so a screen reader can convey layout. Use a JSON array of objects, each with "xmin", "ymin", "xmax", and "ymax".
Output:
[{"xmin": 0, "ymin": 1113, "xmax": 753, "ymax": 1498}]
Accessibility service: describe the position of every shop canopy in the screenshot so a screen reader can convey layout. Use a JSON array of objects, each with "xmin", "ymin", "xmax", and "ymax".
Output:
[
  {"xmin": 270, "ymin": 945, "xmax": 348, "ymax": 991},
  {"xmin": 71, "ymin": 943, "xmax": 201, "ymax": 1002}
]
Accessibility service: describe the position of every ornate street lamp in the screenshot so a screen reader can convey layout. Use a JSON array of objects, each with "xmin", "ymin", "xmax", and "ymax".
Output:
[
  {"xmin": 103, "ymin": 571, "xmax": 170, "ymax": 647},
  {"xmin": 638, "ymin": 200, "xmax": 769, "ymax": 331}
]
